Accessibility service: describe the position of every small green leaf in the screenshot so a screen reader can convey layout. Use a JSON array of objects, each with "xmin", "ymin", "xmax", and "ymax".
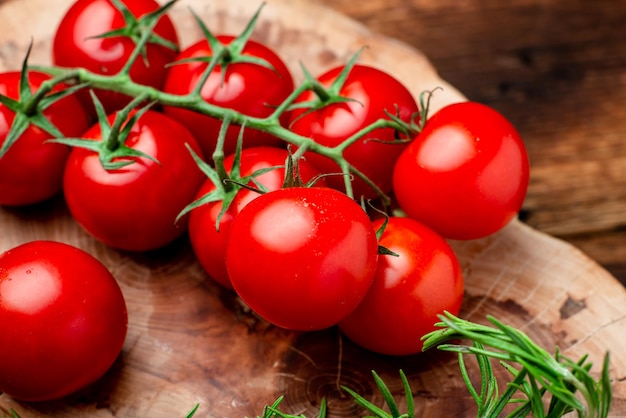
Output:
[
  {"xmin": 0, "ymin": 112, "xmax": 30, "ymax": 159},
  {"xmin": 47, "ymin": 137, "xmax": 103, "ymax": 153},
  {"xmin": 0, "ymin": 94, "xmax": 20, "ymax": 111},
  {"xmin": 341, "ymin": 384, "xmax": 390, "ymax": 418},
  {"xmin": 184, "ymin": 404, "xmax": 199, "ymax": 418},
  {"xmin": 327, "ymin": 48, "xmax": 364, "ymax": 97},
  {"xmin": 17, "ymin": 42, "xmax": 35, "ymax": 106},
  {"xmin": 377, "ymin": 245, "xmax": 399, "ymax": 257},
  {"xmin": 37, "ymin": 81, "xmax": 90, "ymax": 111},
  {"xmin": 318, "ymin": 398, "xmax": 328, "ymax": 418},
  {"xmin": 399, "ymin": 370, "xmax": 414, "ymax": 418},
  {"xmin": 228, "ymin": 2, "xmax": 266, "ymax": 55},
  {"xmin": 600, "ymin": 352, "xmax": 613, "ymax": 417},
  {"xmin": 102, "ymin": 144, "xmax": 159, "ymax": 170},
  {"xmin": 372, "ymin": 370, "xmax": 401, "ymax": 417},
  {"xmin": 91, "ymin": 90, "xmax": 113, "ymax": 139},
  {"xmin": 27, "ymin": 110, "xmax": 64, "ymax": 139}
]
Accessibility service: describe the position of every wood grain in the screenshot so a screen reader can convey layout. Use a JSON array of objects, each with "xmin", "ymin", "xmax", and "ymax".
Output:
[{"xmin": 1, "ymin": 0, "xmax": 626, "ymax": 416}]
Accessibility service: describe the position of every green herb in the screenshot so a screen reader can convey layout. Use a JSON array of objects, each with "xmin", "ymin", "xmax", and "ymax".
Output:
[{"xmin": 421, "ymin": 312, "xmax": 612, "ymax": 418}]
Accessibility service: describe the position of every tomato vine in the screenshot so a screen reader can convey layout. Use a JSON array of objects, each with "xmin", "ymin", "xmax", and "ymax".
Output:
[{"xmin": 22, "ymin": 1, "xmax": 417, "ymax": 204}]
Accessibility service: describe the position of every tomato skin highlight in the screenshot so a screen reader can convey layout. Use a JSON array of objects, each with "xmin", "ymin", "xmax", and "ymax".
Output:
[
  {"xmin": 189, "ymin": 147, "xmax": 326, "ymax": 289},
  {"xmin": 0, "ymin": 71, "xmax": 90, "ymax": 206},
  {"xmin": 63, "ymin": 110, "xmax": 205, "ymax": 251},
  {"xmin": 289, "ymin": 64, "xmax": 419, "ymax": 199},
  {"xmin": 0, "ymin": 240, "xmax": 128, "ymax": 401},
  {"xmin": 163, "ymin": 36, "xmax": 294, "ymax": 158},
  {"xmin": 339, "ymin": 217, "xmax": 464, "ymax": 356},
  {"xmin": 393, "ymin": 101, "xmax": 530, "ymax": 240},
  {"xmin": 52, "ymin": 0, "xmax": 179, "ymax": 113},
  {"xmin": 225, "ymin": 187, "xmax": 379, "ymax": 331}
]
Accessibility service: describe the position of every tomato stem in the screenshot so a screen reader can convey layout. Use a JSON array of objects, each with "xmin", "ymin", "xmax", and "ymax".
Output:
[
  {"xmin": 310, "ymin": 79, "xmax": 332, "ymax": 102},
  {"xmin": 212, "ymin": 112, "xmax": 234, "ymax": 191},
  {"xmin": 33, "ymin": 48, "xmax": 414, "ymax": 204},
  {"xmin": 22, "ymin": 72, "xmax": 80, "ymax": 116},
  {"xmin": 266, "ymin": 79, "xmax": 315, "ymax": 123},
  {"xmin": 106, "ymin": 92, "xmax": 151, "ymax": 152}
]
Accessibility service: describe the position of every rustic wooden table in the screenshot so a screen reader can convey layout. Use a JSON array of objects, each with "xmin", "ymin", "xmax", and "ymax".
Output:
[
  {"xmin": 1, "ymin": 0, "xmax": 626, "ymax": 417},
  {"xmin": 322, "ymin": 0, "xmax": 626, "ymax": 284}
]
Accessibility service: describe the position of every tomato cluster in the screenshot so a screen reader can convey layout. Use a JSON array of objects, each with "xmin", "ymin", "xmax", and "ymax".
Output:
[{"xmin": 0, "ymin": 0, "xmax": 530, "ymax": 402}]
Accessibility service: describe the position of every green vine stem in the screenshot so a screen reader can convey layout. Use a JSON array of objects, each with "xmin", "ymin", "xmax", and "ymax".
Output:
[
  {"xmin": 27, "ymin": 7, "xmax": 411, "ymax": 196},
  {"xmin": 10, "ymin": 1, "xmax": 420, "ymax": 202},
  {"xmin": 35, "ymin": 64, "xmax": 412, "ymax": 202}
]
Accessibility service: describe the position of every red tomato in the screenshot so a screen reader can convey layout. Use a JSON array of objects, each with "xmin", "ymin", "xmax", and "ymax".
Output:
[
  {"xmin": 339, "ymin": 217, "xmax": 464, "ymax": 355},
  {"xmin": 162, "ymin": 36, "xmax": 294, "ymax": 158},
  {"xmin": 289, "ymin": 64, "xmax": 419, "ymax": 199},
  {"xmin": 393, "ymin": 102, "xmax": 530, "ymax": 240},
  {"xmin": 189, "ymin": 147, "xmax": 326, "ymax": 289},
  {"xmin": 0, "ymin": 240, "xmax": 127, "ymax": 401},
  {"xmin": 0, "ymin": 71, "xmax": 90, "ymax": 206},
  {"xmin": 63, "ymin": 110, "xmax": 205, "ymax": 251},
  {"xmin": 53, "ymin": 0, "xmax": 179, "ymax": 113},
  {"xmin": 225, "ymin": 187, "xmax": 378, "ymax": 331}
]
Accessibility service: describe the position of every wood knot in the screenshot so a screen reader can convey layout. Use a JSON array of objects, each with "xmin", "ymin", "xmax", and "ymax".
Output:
[
  {"xmin": 559, "ymin": 295, "xmax": 587, "ymax": 320},
  {"xmin": 275, "ymin": 328, "xmax": 378, "ymax": 417}
]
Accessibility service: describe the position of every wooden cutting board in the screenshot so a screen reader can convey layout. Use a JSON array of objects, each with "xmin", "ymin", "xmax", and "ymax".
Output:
[{"xmin": 1, "ymin": 0, "xmax": 625, "ymax": 416}]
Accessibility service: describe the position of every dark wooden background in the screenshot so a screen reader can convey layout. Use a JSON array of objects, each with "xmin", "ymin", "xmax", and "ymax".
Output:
[{"xmin": 322, "ymin": 0, "xmax": 626, "ymax": 283}]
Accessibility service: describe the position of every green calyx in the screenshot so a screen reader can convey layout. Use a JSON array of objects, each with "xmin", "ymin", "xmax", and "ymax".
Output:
[
  {"xmin": 287, "ymin": 48, "xmax": 420, "ymax": 140},
  {"xmin": 289, "ymin": 48, "xmax": 367, "ymax": 115},
  {"xmin": 171, "ymin": 3, "xmax": 276, "ymax": 96},
  {"xmin": 93, "ymin": 0, "xmax": 179, "ymax": 70},
  {"xmin": 48, "ymin": 91, "xmax": 159, "ymax": 170},
  {"xmin": 175, "ymin": 119, "xmax": 283, "ymax": 229},
  {"xmin": 0, "ymin": 44, "xmax": 84, "ymax": 160}
]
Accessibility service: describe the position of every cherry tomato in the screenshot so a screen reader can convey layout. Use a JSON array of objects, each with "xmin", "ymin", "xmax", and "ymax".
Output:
[
  {"xmin": 225, "ymin": 187, "xmax": 378, "ymax": 331},
  {"xmin": 339, "ymin": 217, "xmax": 464, "ymax": 355},
  {"xmin": 63, "ymin": 110, "xmax": 205, "ymax": 251},
  {"xmin": 162, "ymin": 36, "xmax": 294, "ymax": 158},
  {"xmin": 53, "ymin": 0, "xmax": 179, "ymax": 113},
  {"xmin": 393, "ymin": 102, "xmax": 530, "ymax": 240},
  {"xmin": 289, "ymin": 64, "xmax": 419, "ymax": 199},
  {"xmin": 189, "ymin": 147, "xmax": 326, "ymax": 289},
  {"xmin": 0, "ymin": 71, "xmax": 90, "ymax": 206},
  {"xmin": 0, "ymin": 240, "xmax": 127, "ymax": 401}
]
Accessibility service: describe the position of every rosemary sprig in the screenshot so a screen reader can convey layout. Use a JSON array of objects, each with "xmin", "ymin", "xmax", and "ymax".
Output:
[
  {"xmin": 421, "ymin": 312, "xmax": 612, "ymax": 418},
  {"xmin": 341, "ymin": 370, "xmax": 415, "ymax": 418}
]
